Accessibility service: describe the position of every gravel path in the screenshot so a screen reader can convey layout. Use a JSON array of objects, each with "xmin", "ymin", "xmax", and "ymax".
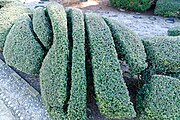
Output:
[{"xmin": 83, "ymin": 9, "xmax": 180, "ymax": 38}]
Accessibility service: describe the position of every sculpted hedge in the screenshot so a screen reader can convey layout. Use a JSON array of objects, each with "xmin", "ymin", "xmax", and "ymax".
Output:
[
  {"xmin": 137, "ymin": 75, "xmax": 180, "ymax": 120},
  {"xmin": 3, "ymin": 16, "xmax": 45, "ymax": 75},
  {"xmin": 0, "ymin": 2, "xmax": 31, "ymax": 51},
  {"xmin": 1, "ymin": 2, "xmax": 179, "ymax": 120}
]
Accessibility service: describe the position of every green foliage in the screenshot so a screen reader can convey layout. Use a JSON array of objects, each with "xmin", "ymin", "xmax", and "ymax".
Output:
[
  {"xmin": 39, "ymin": 3, "xmax": 68, "ymax": 120},
  {"xmin": 0, "ymin": 2, "xmax": 31, "ymax": 51},
  {"xmin": 168, "ymin": 26, "xmax": 180, "ymax": 36},
  {"xmin": 155, "ymin": 0, "xmax": 180, "ymax": 17},
  {"xmin": 142, "ymin": 36, "xmax": 180, "ymax": 73},
  {"xmin": 104, "ymin": 17, "xmax": 147, "ymax": 75},
  {"xmin": 33, "ymin": 7, "xmax": 53, "ymax": 50},
  {"xmin": 85, "ymin": 13, "xmax": 136, "ymax": 119},
  {"xmin": 136, "ymin": 75, "xmax": 180, "ymax": 120},
  {"xmin": 0, "ymin": 0, "xmax": 20, "ymax": 7},
  {"xmin": 3, "ymin": 16, "xmax": 45, "ymax": 75},
  {"xmin": 109, "ymin": 0, "xmax": 153, "ymax": 12},
  {"xmin": 66, "ymin": 8, "xmax": 87, "ymax": 120}
]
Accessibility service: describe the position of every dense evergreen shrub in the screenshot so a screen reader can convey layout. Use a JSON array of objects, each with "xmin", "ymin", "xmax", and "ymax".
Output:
[
  {"xmin": 33, "ymin": 7, "xmax": 53, "ymax": 50},
  {"xmin": 104, "ymin": 18, "xmax": 147, "ymax": 75},
  {"xmin": 142, "ymin": 36, "xmax": 180, "ymax": 73},
  {"xmin": 39, "ymin": 3, "xmax": 69, "ymax": 120},
  {"xmin": 0, "ymin": 3, "xmax": 31, "ymax": 51},
  {"xmin": 66, "ymin": 8, "xmax": 87, "ymax": 120},
  {"xmin": 85, "ymin": 13, "xmax": 136, "ymax": 119},
  {"xmin": 0, "ymin": 0, "xmax": 20, "ymax": 7},
  {"xmin": 155, "ymin": 0, "xmax": 180, "ymax": 17},
  {"xmin": 3, "ymin": 16, "xmax": 45, "ymax": 75},
  {"xmin": 137, "ymin": 75, "xmax": 180, "ymax": 120},
  {"xmin": 168, "ymin": 26, "xmax": 180, "ymax": 36},
  {"xmin": 109, "ymin": 0, "xmax": 153, "ymax": 12}
]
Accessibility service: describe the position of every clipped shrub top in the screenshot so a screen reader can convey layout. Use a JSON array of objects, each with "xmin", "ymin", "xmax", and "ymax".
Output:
[
  {"xmin": 109, "ymin": 0, "xmax": 153, "ymax": 12},
  {"xmin": 3, "ymin": 15, "xmax": 45, "ymax": 75},
  {"xmin": 0, "ymin": 2, "xmax": 31, "ymax": 51},
  {"xmin": 137, "ymin": 75, "xmax": 180, "ymax": 120},
  {"xmin": 66, "ymin": 8, "xmax": 87, "ymax": 120},
  {"xmin": 33, "ymin": 7, "xmax": 53, "ymax": 50},
  {"xmin": 155, "ymin": 0, "xmax": 180, "ymax": 17},
  {"xmin": 142, "ymin": 36, "xmax": 180, "ymax": 73},
  {"xmin": 85, "ymin": 13, "xmax": 136, "ymax": 119},
  {"xmin": 104, "ymin": 17, "xmax": 147, "ymax": 75},
  {"xmin": 39, "ymin": 3, "xmax": 69, "ymax": 120},
  {"xmin": 168, "ymin": 26, "xmax": 180, "ymax": 36}
]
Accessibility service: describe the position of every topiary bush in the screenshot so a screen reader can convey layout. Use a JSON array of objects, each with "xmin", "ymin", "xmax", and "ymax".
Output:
[
  {"xmin": 109, "ymin": 0, "xmax": 154, "ymax": 12},
  {"xmin": 168, "ymin": 26, "xmax": 180, "ymax": 36},
  {"xmin": 85, "ymin": 13, "xmax": 136, "ymax": 119},
  {"xmin": 2, "ymin": 2, "xmax": 180, "ymax": 120},
  {"xmin": 39, "ymin": 3, "xmax": 69, "ymax": 120},
  {"xmin": 0, "ymin": 2, "xmax": 31, "ymax": 51},
  {"xmin": 155, "ymin": 0, "xmax": 180, "ymax": 17},
  {"xmin": 142, "ymin": 36, "xmax": 180, "ymax": 74},
  {"xmin": 3, "ymin": 15, "xmax": 45, "ymax": 75},
  {"xmin": 136, "ymin": 75, "xmax": 180, "ymax": 120},
  {"xmin": 104, "ymin": 17, "xmax": 147, "ymax": 75},
  {"xmin": 33, "ymin": 7, "xmax": 53, "ymax": 50},
  {"xmin": 66, "ymin": 8, "xmax": 87, "ymax": 120}
]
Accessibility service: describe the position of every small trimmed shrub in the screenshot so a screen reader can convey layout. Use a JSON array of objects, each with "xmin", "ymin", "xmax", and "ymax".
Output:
[
  {"xmin": 40, "ymin": 3, "xmax": 69, "ymax": 120},
  {"xmin": 3, "ymin": 16, "xmax": 45, "ymax": 75},
  {"xmin": 104, "ymin": 17, "xmax": 147, "ymax": 75},
  {"xmin": 66, "ymin": 8, "xmax": 87, "ymax": 120},
  {"xmin": 109, "ymin": 0, "xmax": 154, "ymax": 12},
  {"xmin": 155, "ymin": 0, "xmax": 180, "ymax": 17},
  {"xmin": 168, "ymin": 26, "xmax": 180, "ymax": 36},
  {"xmin": 85, "ymin": 13, "xmax": 136, "ymax": 119},
  {"xmin": 137, "ymin": 75, "xmax": 180, "ymax": 119},
  {"xmin": 0, "ymin": 3, "xmax": 31, "ymax": 51},
  {"xmin": 142, "ymin": 36, "xmax": 180, "ymax": 73},
  {"xmin": 33, "ymin": 7, "xmax": 53, "ymax": 50}
]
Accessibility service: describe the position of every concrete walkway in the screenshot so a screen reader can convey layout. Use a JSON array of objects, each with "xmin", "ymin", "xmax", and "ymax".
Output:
[{"xmin": 0, "ymin": 59, "xmax": 50, "ymax": 120}]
